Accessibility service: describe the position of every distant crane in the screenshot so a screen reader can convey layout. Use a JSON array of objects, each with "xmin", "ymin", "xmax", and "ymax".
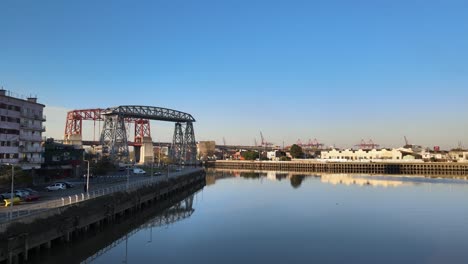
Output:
[
  {"xmin": 254, "ymin": 138, "xmax": 258, "ymax": 147},
  {"xmin": 296, "ymin": 139, "xmax": 303, "ymax": 147},
  {"xmin": 308, "ymin": 138, "xmax": 324, "ymax": 149},
  {"xmin": 296, "ymin": 138, "xmax": 324, "ymax": 149},
  {"xmin": 355, "ymin": 139, "xmax": 380, "ymax": 150},
  {"xmin": 404, "ymin": 136, "xmax": 410, "ymax": 147},
  {"xmin": 260, "ymin": 131, "xmax": 273, "ymax": 148}
]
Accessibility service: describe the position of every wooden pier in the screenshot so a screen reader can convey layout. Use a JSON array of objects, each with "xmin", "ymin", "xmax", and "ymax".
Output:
[{"xmin": 206, "ymin": 161, "xmax": 468, "ymax": 177}]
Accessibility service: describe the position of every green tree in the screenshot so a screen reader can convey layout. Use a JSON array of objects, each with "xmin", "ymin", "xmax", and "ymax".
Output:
[
  {"xmin": 290, "ymin": 144, "xmax": 304, "ymax": 159},
  {"xmin": 241, "ymin": 151, "xmax": 259, "ymax": 160}
]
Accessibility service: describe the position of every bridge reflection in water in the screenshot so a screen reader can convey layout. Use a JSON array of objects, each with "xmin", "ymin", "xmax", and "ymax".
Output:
[
  {"xmin": 83, "ymin": 195, "xmax": 195, "ymax": 264},
  {"xmin": 25, "ymin": 185, "xmax": 202, "ymax": 264}
]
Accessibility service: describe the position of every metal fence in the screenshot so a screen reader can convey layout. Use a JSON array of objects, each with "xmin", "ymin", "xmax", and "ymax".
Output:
[{"xmin": 0, "ymin": 174, "xmax": 171, "ymax": 226}]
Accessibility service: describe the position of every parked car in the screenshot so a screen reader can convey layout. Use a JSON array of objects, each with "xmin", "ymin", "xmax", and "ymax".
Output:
[
  {"xmin": 24, "ymin": 193, "xmax": 40, "ymax": 201},
  {"xmin": 19, "ymin": 188, "xmax": 38, "ymax": 194},
  {"xmin": 55, "ymin": 181, "xmax": 75, "ymax": 189},
  {"xmin": 0, "ymin": 193, "xmax": 13, "ymax": 200},
  {"xmin": 14, "ymin": 190, "xmax": 30, "ymax": 199},
  {"xmin": 133, "ymin": 168, "xmax": 146, "ymax": 174},
  {"xmin": 18, "ymin": 188, "xmax": 40, "ymax": 201},
  {"xmin": 154, "ymin": 172, "xmax": 162, "ymax": 176},
  {"xmin": 45, "ymin": 183, "xmax": 66, "ymax": 191}
]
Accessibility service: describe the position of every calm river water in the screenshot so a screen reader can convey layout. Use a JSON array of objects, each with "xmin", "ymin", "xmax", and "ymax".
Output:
[{"xmin": 38, "ymin": 169, "xmax": 468, "ymax": 263}]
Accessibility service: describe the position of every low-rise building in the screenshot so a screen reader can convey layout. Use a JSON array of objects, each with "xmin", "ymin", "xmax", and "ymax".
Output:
[
  {"xmin": 320, "ymin": 148, "xmax": 404, "ymax": 161},
  {"xmin": 448, "ymin": 150, "xmax": 468, "ymax": 163},
  {"xmin": 38, "ymin": 138, "xmax": 84, "ymax": 180}
]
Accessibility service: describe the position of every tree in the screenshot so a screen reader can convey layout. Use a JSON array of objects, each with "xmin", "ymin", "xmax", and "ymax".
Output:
[
  {"xmin": 241, "ymin": 151, "xmax": 259, "ymax": 160},
  {"xmin": 290, "ymin": 144, "xmax": 304, "ymax": 159}
]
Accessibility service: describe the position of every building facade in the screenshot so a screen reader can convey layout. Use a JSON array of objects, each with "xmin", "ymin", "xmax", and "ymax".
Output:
[
  {"xmin": 320, "ymin": 148, "xmax": 404, "ymax": 161},
  {"xmin": 39, "ymin": 138, "xmax": 83, "ymax": 179},
  {"xmin": 0, "ymin": 89, "xmax": 45, "ymax": 169}
]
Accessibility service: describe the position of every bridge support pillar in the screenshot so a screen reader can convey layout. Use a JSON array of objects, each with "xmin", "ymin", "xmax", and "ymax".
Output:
[
  {"xmin": 64, "ymin": 134, "xmax": 82, "ymax": 147},
  {"xmin": 139, "ymin": 137, "xmax": 154, "ymax": 164},
  {"xmin": 100, "ymin": 115, "xmax": 129, "ymax": 161},
  {"xmin": 134, "ymin": 146, "xmax": 141, "ymax": 163},
  {"xmin": 183, "ymin": 122, "xmax": 196, "ymax": 165},
  {"xmin": 172, "ymin": 123, "xmax": 184, "ymax": 164}
]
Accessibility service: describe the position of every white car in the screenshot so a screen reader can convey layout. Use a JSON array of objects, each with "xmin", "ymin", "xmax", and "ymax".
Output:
[
  {"xmin": 45, "ymin": 183, "xmax": 66, "ymax": 191},
  {"xmin": 133, "ymin": 168, "xmax": 146, "ymax": 174}
]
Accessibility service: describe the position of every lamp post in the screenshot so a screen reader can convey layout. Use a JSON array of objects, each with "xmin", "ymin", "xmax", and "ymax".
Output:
[
  {"xmin": 83, "ymin": 154, "xmax": 90, "ymax": 193},
  {"xmin": 9, "ymin": 164, "xmax": 14, "ymax": 220}
]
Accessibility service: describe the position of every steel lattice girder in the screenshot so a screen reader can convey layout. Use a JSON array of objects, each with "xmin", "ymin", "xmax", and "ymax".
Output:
[
  {"xmin": 183, "ymin": 122, "xmax": 197, "ymax": 163},
  {"xmin": 64, "ymin": 108, "xmax": 150, "ymax": 138},
  {"xmin": 172, "ymin": 123, "xmax": 184, "ymax": 163},
  {"xmin": 100, "ymin": 115, "xmax": 129, "ymax": 160},
  {"xmin": 134, "ymin": 119, "xmax": 151, "ymax": 146},
  {"xmin": 102, "ymin": 105, "xmax": 196, "ymax": 123}
]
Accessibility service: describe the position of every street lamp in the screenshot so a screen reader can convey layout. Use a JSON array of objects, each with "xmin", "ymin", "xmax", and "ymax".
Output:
[
  {"xmin": 9, "ymin": 164, "xmax": 14, "ymax": 220},
  {"xmin": 2, "ymin": 163, "xmax": 15, "ymax": 220},
  {"xmin": 83, "ymin": 154, "xmax": 90, "ymax": 193}
]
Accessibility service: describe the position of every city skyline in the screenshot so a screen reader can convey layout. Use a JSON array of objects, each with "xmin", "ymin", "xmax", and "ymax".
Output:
[{"xmin": 1, "ymin": 0, "xmax": 467, "ymax": 149}]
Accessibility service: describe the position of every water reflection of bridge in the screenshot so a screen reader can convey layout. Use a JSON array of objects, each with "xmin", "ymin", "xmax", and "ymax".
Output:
[{"xmin": 82, "ymin": 195, "xmax": 195, "ymax": 264}]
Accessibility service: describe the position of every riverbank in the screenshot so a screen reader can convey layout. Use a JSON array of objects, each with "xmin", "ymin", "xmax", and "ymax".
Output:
[
  {"xmin": 206, "ymin": 160, "xmax": 468, "ymax": 177},
  {"xmin": 0, "ymin": 168, "xmax": 206, "ymax": 264}
]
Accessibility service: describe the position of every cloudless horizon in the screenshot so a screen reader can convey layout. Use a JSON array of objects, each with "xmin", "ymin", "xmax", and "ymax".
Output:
[{"xmin": 1, "ymin": 0, "xmax": 467, "ymax": 149}]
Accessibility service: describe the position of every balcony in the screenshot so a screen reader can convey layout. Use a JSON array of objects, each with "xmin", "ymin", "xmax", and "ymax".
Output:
[
  {"xmin": 20, "ymin": 123, "xmax": 45, "ymax": 131},
  {"xmin": 19, "ymin": 157, "xmax": 44, "ymax": 164},
  {"xmin": 19, "ymin": 134, "xmax": 43, "ymax": 142},
  {"xmin": 21, "ymin": 146, "xmax": 44, "ymax": 153},
  {"xmin": 20, "ymin": 112, "xmax": 46, "ymax": 121},
  {"xmin": 34, "ymin": 114, "xmax": 46, "ymax": 121}
]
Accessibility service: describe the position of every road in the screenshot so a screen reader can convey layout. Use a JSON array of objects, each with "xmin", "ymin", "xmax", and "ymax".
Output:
[{"xmin": 0, "ymin": 167, "xmax": 202, "ymax": 223}]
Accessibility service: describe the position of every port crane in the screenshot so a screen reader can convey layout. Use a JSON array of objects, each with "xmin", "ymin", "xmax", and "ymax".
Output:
[
  {"xmin": 355, "ymin": 139, "xmax": 380, "ymax": 150},
  {"xmin": 260, "ymin": 131, "xmax": 273, "ymax": 148}
]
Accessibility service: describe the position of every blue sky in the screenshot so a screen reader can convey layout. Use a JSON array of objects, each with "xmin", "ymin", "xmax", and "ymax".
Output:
[{"xmin": 1, "ymin": 0, "xmax": 467, "ymax": 149}]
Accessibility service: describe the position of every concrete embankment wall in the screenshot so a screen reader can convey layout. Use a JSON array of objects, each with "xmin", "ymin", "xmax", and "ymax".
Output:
[
  {"xmin": 0, "ymin": 170, "xmax": 206, "ymax": 264},
  {"xmin": 207, "ymin": 161, "xmax": 468, "ymax": 177}
]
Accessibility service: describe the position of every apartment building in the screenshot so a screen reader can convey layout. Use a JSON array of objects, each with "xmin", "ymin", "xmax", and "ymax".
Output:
[{"xmin": 0, "ymin": 89, "xmax": 46, "ymax": 169}]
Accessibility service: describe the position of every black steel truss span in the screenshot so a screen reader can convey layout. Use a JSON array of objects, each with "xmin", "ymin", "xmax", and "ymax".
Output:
[
  {"xmin": 102, "ymin": 105, "xmax": 196, "ymax": 123},
  {"xmin": 100, "ymin": 105, "xmax": 197, "ymax": 164}
]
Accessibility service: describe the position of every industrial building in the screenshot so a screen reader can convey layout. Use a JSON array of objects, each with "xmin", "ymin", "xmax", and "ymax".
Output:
[{"xmin": 0, "ymin": 89, "xmax": 46, "ymax": 169}]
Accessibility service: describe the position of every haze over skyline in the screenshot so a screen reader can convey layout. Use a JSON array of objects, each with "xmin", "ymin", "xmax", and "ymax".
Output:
[{"xmin": 1, "ymin": 0, "xmax": 467, "ymax": 149}]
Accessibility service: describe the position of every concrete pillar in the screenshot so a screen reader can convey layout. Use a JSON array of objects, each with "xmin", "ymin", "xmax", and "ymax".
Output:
[
  {"xmin": 139, "ymin": 136, "xmax": 154, "ymax": 164},
  {"xmin": 24, "ymin": 238, "xmax": 29, "ymax": 261},
  {"xmin": 64, "ymin": 134, "xmax": 82, "ymax": 147},
  {"xmin": 134, "ymin": 146, "xmax": 141, "ymax": 163}
]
